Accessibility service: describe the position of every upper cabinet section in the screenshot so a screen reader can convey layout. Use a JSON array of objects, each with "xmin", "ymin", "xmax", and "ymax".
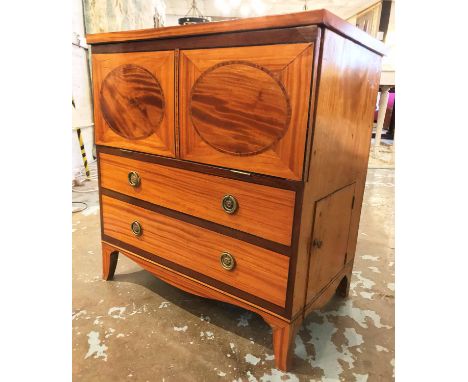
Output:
[
  {"xmin": 92, "ymin": 51, "xmax": 175, "ymax": 157},
  {"xmin": 179, "ymin": 44, "xmax": 313, "ymax": 180}
]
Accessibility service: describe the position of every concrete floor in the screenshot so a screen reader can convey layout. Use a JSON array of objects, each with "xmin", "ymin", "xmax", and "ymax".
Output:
[{"xmin": 72, "ymin": 167, "xmax": 394, "ymax": 382}]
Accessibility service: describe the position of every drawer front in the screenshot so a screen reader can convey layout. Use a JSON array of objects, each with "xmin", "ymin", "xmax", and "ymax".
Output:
[
  {"xmin": 101, "ymin": 195, "xmax": 289, "ymax": 307},
  {"xmin": 179, "ymin": 43, "xmax": 313, "ymax": 180},
  {"xmin": 99, "ymin": 152, "xmax": 296, "ymax": 246},
  {"xmin": 92, "ymin": 51, "xmax": 175, "ymax": 157}
]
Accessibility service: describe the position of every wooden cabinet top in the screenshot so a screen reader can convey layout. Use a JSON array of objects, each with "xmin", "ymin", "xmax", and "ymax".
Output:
[{"xmin": 86, "ymin": 9, "xmax": 386, "ymax": 56}]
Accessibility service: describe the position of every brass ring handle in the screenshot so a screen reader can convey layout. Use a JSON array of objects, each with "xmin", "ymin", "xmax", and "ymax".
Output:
[
  {"xmin": 128, "ymin": 171, "xmax": 141, "ymax": 187},
  {"xmin": 220, "ymin": 251, "xmax": 236, "ymax": 271},
  {"xmin": 131, "ymin": 221, "xmax": 143, "ymax": 237},
  {"xmin": 222, "ymin": 195, "xmax": 238, "ymax": 214}
]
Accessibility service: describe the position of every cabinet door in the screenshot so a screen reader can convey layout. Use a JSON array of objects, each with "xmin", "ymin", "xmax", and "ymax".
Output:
[
  {"xmin": 179, "ymin": 44, "xmax": 313, "ymax": 180},
  {"xmin": 92, "ymin": 51, "xmax": 175, "ymax": 157},
  {"xmin": 306, "ymin": 184, "xmax": 355, "ymax": 301}
]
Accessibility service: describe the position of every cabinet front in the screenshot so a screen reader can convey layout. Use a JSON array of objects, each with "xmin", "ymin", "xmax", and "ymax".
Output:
[
  {"xmin": 179, "ymin": 44, "xmax": 313, "ymax": 180},
  {"xmin": 92, "ymin": 51, "xmax": 175, "ymax": 157}
]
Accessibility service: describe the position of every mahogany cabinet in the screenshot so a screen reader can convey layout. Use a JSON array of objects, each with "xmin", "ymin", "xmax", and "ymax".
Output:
[{"xmin": 87, "ymin": 9, "xmax": 385, "ymax": 371}]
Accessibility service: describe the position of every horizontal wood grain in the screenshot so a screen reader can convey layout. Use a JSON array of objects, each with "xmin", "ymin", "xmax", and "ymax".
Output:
[
  {"xmin": 101, "ymin": 188, "xmax": 293, "ymax": 256},
  {"xmin": 91, "ymin": 25, "xmax": 318, "ymax": 54},
  {"xmin": 101, "ymin": 195, "xmax": 290, "ymax": 307},
  {"xmin": 101, "ymin": 240, "xmax": 292, "ymax": 323},
  {"xmin": 86, "ymin": 9, "xmax": 386, "ymax": 56},
  {"xmin": 99, "ymin": 152, "xmax": 296, "ymax": 246},
  {"xmin": 97, "ymin": 145, "xmax": 301, "ymax": 191}
]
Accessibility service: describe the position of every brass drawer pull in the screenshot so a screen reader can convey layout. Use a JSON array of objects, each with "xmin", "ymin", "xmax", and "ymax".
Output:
[
  {"xmin": 131, "ymin": 221, "xmax": 143, "ymax": 236},
  {"xmin": 220, "ymin": 251, "xmax": 236, "ymax": 271},
  {"xmin": 222, "ymin": 195, "xmax": 238, "ymax": 214},
  {"xmin": 128, "ymin": 171, "xmax": 141, "ymax": 187}
]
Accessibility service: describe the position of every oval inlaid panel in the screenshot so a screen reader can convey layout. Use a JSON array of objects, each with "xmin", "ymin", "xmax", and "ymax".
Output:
[
  {"xmin": 190, "ymin": 61, "xmax": 291, "ymax": 156},
  {"xmin": 100, "ymin": 64, "xmax": 165, "ymax": 140}
]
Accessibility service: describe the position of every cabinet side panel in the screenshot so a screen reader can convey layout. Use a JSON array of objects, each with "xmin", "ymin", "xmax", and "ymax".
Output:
[
  {"xmin": 303, "ymin": 29, "xmax": 381, "ymax": 307},
  {"xmin": 309, "ymin": 29, "xmax": 381, "ymax": 200}
]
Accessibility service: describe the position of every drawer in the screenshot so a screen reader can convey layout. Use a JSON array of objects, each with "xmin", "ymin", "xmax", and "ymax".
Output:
[
  {"xmin": 101, "ymin": 195, "xmax": 289, "ymax": 307},
  {"xmin": 99, "ymin": 152, "xmax": 296, "ymax": 246},
  {"xmin": 179, "ymin": 43, "xmax": 313, "ymax": 180}
]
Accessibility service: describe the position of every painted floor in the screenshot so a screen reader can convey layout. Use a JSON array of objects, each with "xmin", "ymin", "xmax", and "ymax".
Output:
[{"xmin": 72, "ymin": 167, "xmax": 394, "ymax": 381}]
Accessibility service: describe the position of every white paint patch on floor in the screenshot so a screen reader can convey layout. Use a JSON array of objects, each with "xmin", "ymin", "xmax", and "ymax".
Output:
[
  {"xmin": 217, "ymin": 370, "xmax": 226, "ymax": 377},
  {"xmin": 353, "ymin": 373, "xmax": 369, "ymax": 382},
  {"xmin": 294, "ymin": 335, "xmax": 309, "ymax": 361},
  {"xmin": 93, "ymin": 316, "xmax": 103, "ymax": 325},
  {"xmin": 104, "ymin": 328, "xmax": 115, "ymax": 338},
  {"xmin": 387, "ymin": 283, "xmax": 395, "ymax": 291},
  {"xmin": 305, "ymin": 317, "xmax": 354, "ymax": 380},
  {"xmin": 376, "ymin": 345, "xmax": 389, "ymax": 352},
  {"xmin": 246, "ymin": 371, "xmax": 258, "ymax": 381},
  {"xmin": 351, "ymin": 271, "xmax": 376, "ymax": 290},
  {"xmin": 344, "ymin": 328, "xmax": 364, "ymax": 347},
  {"xmin": 259, "ymin": 368, "xmax": 299, "ymax": 382},
  {"xmin": 128, "ymin": 303, "xmax": 147, "ymax": 316},
  {"xmin": 264, "ymin": 353, "xmax": 274, "ymax": 361},
  {"xmin": 200, "ymin": 331, "xmax": 214, "ymax": 340},
  {"xmin": 72, "ymin": 310, "xmax": 87, "ymax": 320},
  {"xmin": 108, "ymin": 307, "xmax": 126, "ymax": 319},
  {"xmin": 361, "ymin": 255, "xmax": 379, "ymax": 261},
  {"xmin": 230, "ymin": 342, "xmax": 236, "ymax": 352},
  {"xmin": 245, "ymin": 353, "xmax": 261, "ymax": 365},
  {"xmin": 173, "ymin": 325, "xmax": 188, "ymax": 332},
  {"xmin": 327, "ymin": 300, "xmax": 392, "ymax": 329},
  {"xmin": 237, "ymin": 311, "xmax": 253, "ymax": 327},
  {"xmin": 360, "ymin": 291, "xmax": 375, "ymax": 300},
  {"xmin": 200, "ymin": 314, "xmax": 211, "ymax": 323},
  {"xmin": 158, "ymin": 301, "xmax": 170, "ymax": 309},
  {"xmin": 85, "ymin": 331, "xmax": 108, "ymax": 361},
  {"xmin": 368, "ymin": 266, "xmax": 381, "ymax": 273}
]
